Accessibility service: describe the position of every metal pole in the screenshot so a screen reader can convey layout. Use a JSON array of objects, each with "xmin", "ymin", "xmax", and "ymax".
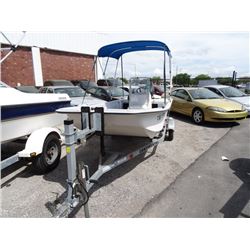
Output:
[
  {"xmin": 0, "ymin": 31, "xmax": 26, "ymax": 64},
  {"xmin": 64, "ymin": 120, "xmax": 78, "ymax": 203},
  {"xmin": 163, "ymin": 50, "xmax": 166, "ymax": 105},
  {"xmin": 82, "ymin": 176, "xmax": 90, "ymax": 218},
  {"xmin": 97, "ymin": 57, "xmax": 105, "ymax": 76},
  {"xmin": 176, "ymin": 65, "xmax": 178, "ymax": 86},
  {"xmin": 103, "ymin": 57, "xmax": 110, "ymax": 80},
  {"xmin": 94, "ymin": 107, "xmax": 105, "ymax": 157},
  {"xmin": 169, "ymin": 54, "xmax": 173, "ymax": 91},
  {"xmin": 114, "ymin": 58, "xmax": 120, "ymax": 78},
  {"xmin": 0, "ymin": 32, "xmax": 13, "ymax": 45},
  {"xmin": 90, "ymin": 56, "xmax": 97, "ymax": 82},
  {"xmin": 121, "ymin": 56, "xmax": 124, "ymax": 96},
  {"xmin": 78, "ymin": 162, "xmax": 90, "ymax": 218}
]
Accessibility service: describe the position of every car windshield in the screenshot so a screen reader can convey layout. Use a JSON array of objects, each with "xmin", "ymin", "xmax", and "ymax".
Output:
[
  {"xmin": 189, "ymin": 88, "xmax": 221, "ymax": 99},
  {"xmin": 16, "ymin": 86, "xmax": 40, "ymax": 93},
  {"xmin": 108, "ymin": 87, "xmax": 129, "ymax": 97},
  {"xmin": 220, "ymin": 86, "xmax": 246, "ymax": 97},
  {"xmin": 54, "ymin": 87, "xmax": 85, "ymax": 97},
  {"xmin": 0, "ymin": 81, "xmax": 8, "ymax": 88},
  {"xmin": 46, "ymin": 80, "xmax": 73, "ymax": 86},
  {"xmin": 80, "ymin": 81, "xmax": 96, "ymax": 87},
  {"xmin": 108, "ymin": 78, "xmax": 123, "ymax": 86}
]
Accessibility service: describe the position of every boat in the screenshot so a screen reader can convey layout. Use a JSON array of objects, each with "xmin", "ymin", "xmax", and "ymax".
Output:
[
  {"xmin": 57, "ymin": 40, "xmax": 173, "ymax": 139},
  {"xmin": 0, "ymin": 81, "xmax": 71, "ymax": 143}
]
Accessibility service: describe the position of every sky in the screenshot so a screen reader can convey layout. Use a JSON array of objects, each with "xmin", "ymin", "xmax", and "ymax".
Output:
[
  {"xmin": 1, "ymin": 32, "xmax": 249, "ymax": 80},
  {"xmin": 99, "ymin": 32, "xmax": 250, "ymax": 79}
]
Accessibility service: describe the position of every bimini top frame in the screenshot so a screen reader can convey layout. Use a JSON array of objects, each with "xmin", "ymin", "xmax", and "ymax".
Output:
[
  {"xmin": 97, "ymin": 40, "xmax": 173, "ymax": 104},
  {"xmin": 97, "ymin": 40, "xmax": 171, "ymax": 59}
]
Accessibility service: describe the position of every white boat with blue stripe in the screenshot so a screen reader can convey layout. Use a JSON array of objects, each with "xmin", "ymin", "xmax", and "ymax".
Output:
[{"xmin": 0, "ymin": 81, "xmax": 71, "ymax": 143}]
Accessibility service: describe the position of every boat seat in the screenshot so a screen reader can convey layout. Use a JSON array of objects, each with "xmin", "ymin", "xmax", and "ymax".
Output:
[{"xmin": 129, "ymin": 87, "xmax": 152, "ymax": 109}]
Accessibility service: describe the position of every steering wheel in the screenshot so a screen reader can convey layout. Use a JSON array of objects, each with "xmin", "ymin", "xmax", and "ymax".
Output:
[{"xmin": 136, "ymin": 87, "xmax": 145, "ymax": 94}]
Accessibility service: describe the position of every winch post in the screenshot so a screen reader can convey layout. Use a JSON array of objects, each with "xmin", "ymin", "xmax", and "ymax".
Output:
[
  {"xmin": 64, "ymin": 120, "xmax": 78, "ymax": 204},
  {"xmin": 94, "ymin": 107, "xmax": 105, "ymax": 157},
  {"xmin": 53, "ymin": 119, "xmax": 91, "ymax": 218}
]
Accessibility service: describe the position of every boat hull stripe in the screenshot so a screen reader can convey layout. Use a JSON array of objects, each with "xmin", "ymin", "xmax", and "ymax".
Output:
[{"xmin": 1, "ymin": 101, "xmax": 71, "ymax": 120}]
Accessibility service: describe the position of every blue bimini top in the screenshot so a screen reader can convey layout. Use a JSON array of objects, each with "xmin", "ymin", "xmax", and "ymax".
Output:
[{"xmin": 97, "ymin": 40, "xmax": 171, "ymax": 59}]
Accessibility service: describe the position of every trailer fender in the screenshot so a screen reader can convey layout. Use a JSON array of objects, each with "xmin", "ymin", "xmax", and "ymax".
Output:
[
  {"xmin": 167, "ymin": 117, "xmax": 175, "ymax": 131},
  {"xmin": 18, "ymin": 127, "xmax": 62, "ymax": 158}
]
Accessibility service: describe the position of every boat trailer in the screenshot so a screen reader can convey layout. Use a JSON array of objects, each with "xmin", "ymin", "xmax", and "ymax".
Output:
[{"xmin": 52, "ymin": 107, "xmax": 175, "ymax": 218}]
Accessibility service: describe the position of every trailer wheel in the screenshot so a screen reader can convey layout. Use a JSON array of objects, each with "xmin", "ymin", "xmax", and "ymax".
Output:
[
  {"xmin": 31, "ymin": 133, "xmax": 61, "ymax": 174},
  {"xmin": 165, "ymin": 129, "xmax": 174, "ymax": 141}
]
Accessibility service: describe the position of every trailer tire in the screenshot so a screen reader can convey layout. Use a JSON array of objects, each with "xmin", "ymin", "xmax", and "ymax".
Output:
[
  {"xmin": 165, "ymin": 129, "xmax": 174, "ymax": 141},
  {"xmin": 31, "ymin": 133, "xmax": 61, "ymax": 174}
]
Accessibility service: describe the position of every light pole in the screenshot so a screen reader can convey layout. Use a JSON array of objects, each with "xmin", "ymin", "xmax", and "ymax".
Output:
[{"xmin": 176, "ymin": 65, "xmax": 178, "ymax": 85}]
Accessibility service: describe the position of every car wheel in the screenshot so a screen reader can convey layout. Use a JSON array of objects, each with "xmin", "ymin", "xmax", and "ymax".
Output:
[
  {"xmin": 31, "ymin": 133, "xmax": 61, "ymax": 174},
  {"xmin": 192, "ymin": 108, "xmax": 204, "ymax": 125}
]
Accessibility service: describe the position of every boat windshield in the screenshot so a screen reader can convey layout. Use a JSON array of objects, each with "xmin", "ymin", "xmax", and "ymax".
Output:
[
  {"xmin": 189, "ymin": 88, "xmax": 221, "ymax": 100},
  {"xmin": 129, "ymin": 77, "xmax": 152, "ymax": 93},
  {"xmin": 54, "ymin": 87, "xmax": 85, "ymax": 97},
  {"xmin": 129, "ymin": 77, "xmax": 152, "ymax": 89},
  {"xmin": 220, "ymin": 86, "xmax": 246, "ymax": 97},
  {"xmin": 129, "ymin": 77, "xmax": 150, "ymax": 86}
]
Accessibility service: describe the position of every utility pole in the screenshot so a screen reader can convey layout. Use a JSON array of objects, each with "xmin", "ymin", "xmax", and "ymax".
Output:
[
  {"xmin": 176, "ymin": 65, "xmax": 178, "ymax": 85},
  {"xmin": 232, "ymin": 70, "xmax": 237, "ymax": 87}
]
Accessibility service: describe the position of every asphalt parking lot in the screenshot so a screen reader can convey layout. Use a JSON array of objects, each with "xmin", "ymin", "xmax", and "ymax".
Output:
[
  {"xmin": 0, "ymin": 114, "xmax": 249, "ymax": 218},
  {"xmin": 138, "ymin": 116, "xmax": 250, "ymax": 217}
]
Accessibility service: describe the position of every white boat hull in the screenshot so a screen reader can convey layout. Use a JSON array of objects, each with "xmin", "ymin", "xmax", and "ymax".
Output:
[
  {"xmin": 1, "ymin": 113, "xmax": 68, "ymax": 143},
  {"xmin": 0, "ymin": 85, "xmax": 71, "ymax": 144},
  {"xmin": 57, "ymin": 100, "xmax": 171, "ymax": 138},
  {"xmin": 105, "ymin": 110, "xmax": 168, "ymax": 138},
  {"xmin": 64, "ymin": 111, "xmax": 168, "ymax": 138}
]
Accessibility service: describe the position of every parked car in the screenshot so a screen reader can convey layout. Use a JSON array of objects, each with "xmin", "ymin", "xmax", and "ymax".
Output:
[
  {"xmin": 74, "ymin": 80, "xmax": 97, "ymax": 90},
  {"xmin": 170, "ymin": 87, "xmax": 248, "ymax": 124},
  {"xmin": 97, "ymin": 79, "xmax": 113, "ymax": 86},
  {"xmin": 153, "ymin": 85, "xmax": 164, "ymax": 96},
  {"xmin": 97, "ymin": 78, "xmax": 123, "ymax": 87},
  {"xmin": 44, "ymin": 80, "xmax": 74, "ymax": 86},
  {"xmin": 15, "ymin": 86, "xmax": 40, "ymax": 93},
  {"xmin": 86, "ymin": 86, "xmax": 129, "ymax": 101},
  {"xmin": 71, "ymin": 79, "xmax": 88, "ymax": 86},
  {"xmin": 236, "ymin": 83, "xmax": 250, "ymax": 94},
  {"xmin": 39, "ymin": 86, "xmax": 91, "ymax": 106},
  {"xmin": 159, "ymin": 83, "xmax": 171, "ymax": 91},
  {"xmin": 204, "ymin": 85, "xmax": 250, "ymax": 115}
]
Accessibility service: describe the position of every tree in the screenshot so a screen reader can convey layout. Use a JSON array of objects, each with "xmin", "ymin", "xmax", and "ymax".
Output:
[
  {"xmin": 173, "ymin": 73, "xmax": 191, "ymax": 86},
  {"xmin": 119, "ymin": 77, "xmax": 128, "ymax": 84},
  {"xmin": 216, "ymin": 77, "xmax": 232, "ymax": 85},
  {"xmin": 192, "ymin": 74, "xmax": 211, "ymax": 86},
  {"xmin": 237, "ymin": 77, "xmax": 250, "ymax": 83},
  {"xmin": 151, "ymin": 76, "xmax": 161, "ymax": 85}
]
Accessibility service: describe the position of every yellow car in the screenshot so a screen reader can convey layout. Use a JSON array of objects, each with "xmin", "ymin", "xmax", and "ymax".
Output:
[{"xmin": 171, "ymin": 87, "xmax": 248, "ymax": 124}]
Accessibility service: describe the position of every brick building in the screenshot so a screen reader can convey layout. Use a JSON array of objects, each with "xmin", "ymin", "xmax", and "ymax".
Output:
[{"xmin": 0, "ymin": 44, "xmax": 96, "ymax": 87}]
